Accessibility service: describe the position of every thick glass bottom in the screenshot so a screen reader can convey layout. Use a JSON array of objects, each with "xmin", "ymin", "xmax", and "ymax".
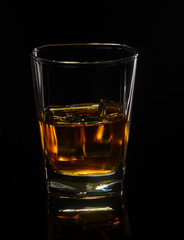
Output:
[{"xmin": 46, "ymin": 161, "xmax": 123, "ymax": 199}]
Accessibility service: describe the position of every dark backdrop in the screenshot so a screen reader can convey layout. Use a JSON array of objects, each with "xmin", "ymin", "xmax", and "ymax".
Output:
[{"xmin": 1, "ymin": 1, "xmax": 184, "ymax": 239}]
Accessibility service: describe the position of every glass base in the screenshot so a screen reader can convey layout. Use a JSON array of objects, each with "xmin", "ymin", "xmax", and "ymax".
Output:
[
  {"xmin": 48, "ymin": 178, "xmax": 123, "ymax": 199},
  {"xmin": 46, "ymin": 161, "xmax": 123, "ymax": 199}
]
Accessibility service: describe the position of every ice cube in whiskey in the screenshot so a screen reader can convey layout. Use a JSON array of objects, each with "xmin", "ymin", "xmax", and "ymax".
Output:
[{"xmin": 39, "ymin": 100, "xmax": 127, "ymax": 176}]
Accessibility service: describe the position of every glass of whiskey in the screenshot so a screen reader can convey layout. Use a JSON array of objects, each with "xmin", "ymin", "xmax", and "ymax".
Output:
[{"xmin": 31, "ymin": 43, "xmax": 138, "ymax": 235}]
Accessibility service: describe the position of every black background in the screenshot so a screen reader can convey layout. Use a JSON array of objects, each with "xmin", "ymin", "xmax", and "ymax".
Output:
[{"xmin": 1, "ymin": 1, "xmax": 184, "ymax": 239}]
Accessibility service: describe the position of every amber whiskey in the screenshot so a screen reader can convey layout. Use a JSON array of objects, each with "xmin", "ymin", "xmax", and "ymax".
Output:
[{"xmin": 39, "ymin": 100, "xmax": 128, "ymax": 176}]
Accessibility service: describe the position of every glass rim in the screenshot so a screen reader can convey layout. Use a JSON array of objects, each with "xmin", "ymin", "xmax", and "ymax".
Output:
[{"xmin": 31, "ymin": 43, "xmax": 138, "ymax": 65}]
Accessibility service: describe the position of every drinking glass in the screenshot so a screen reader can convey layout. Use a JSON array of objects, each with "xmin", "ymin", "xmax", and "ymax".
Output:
[{"xmin": 31, "ymin": 43, "xmax": 138, "ymax": 237}]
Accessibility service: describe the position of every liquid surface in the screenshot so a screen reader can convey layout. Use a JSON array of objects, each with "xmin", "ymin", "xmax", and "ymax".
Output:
[{"xmin": 39, "ymin": 100, "xmax": 128, "ymax": 176}]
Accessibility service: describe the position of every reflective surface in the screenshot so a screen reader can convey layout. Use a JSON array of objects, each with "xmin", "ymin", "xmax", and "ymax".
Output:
[{"xmin": 47, "ymin": 196, "xmax": 131, "ymax": 240}]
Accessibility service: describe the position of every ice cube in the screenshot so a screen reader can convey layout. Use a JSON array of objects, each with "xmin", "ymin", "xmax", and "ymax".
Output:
[
  {"xmin": 98, "ymin": 99, "xmax": 107, "ymax": 116},
  {"xmin": 98, "ymin": 99, "xmax": 123, "ymax": 117}
]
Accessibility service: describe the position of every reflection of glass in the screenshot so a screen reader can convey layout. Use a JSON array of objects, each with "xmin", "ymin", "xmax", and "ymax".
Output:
[{"xmin": 31, "ymin": 43, "xmax": 138, "ymax": 238}]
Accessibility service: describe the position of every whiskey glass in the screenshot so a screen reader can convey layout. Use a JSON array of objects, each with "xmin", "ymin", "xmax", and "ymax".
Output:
[{"xmin": 31, "ymin": 43, "xmax": 138, "ymax": 233}]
